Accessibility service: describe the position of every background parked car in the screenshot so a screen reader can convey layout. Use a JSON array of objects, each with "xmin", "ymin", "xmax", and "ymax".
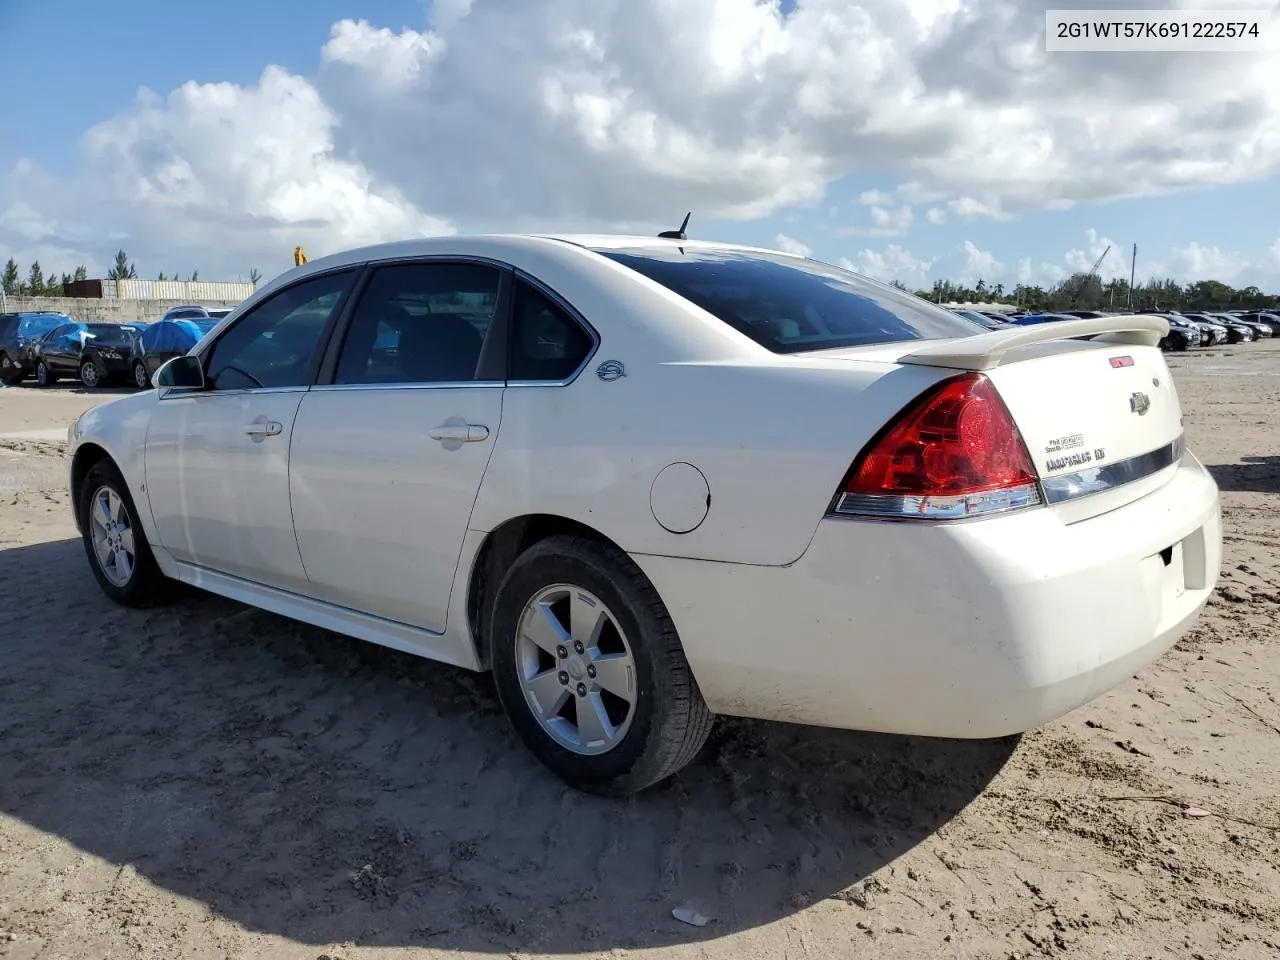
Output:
[
  {"xmin": 31, "ymin": 322, "xmax": 145, "ymax": 387},
  {"xmin": 1155, "ymin": 313, "xmax": 1200, "ymax": 351},
  {"xmin": 130, "ymin": 317, "xmax": 220, "ymax": 388},
  {"xmin": 1181, "ymin": 314, "xmax": 1229, "ymax": 344},
  {"xmin": 159, "ymin": 305, "xmax": 232, "ymax": 322},
  {"xmin": 0, "ymin": 311, "xmax": 72, "ymax": 385},
  {"xmin": 947, "ymin": 308, "xmax": 1009, "ymax": 331}
]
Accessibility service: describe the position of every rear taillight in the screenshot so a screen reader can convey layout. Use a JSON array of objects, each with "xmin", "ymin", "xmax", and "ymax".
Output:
[{"xmin": 831, "ymin": 373, "xmax": 1042, "ymax": 521}]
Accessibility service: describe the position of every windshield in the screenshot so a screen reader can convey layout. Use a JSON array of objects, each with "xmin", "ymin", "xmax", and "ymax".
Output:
[
  {"xmin": 595, "ymin": 247, "xmax": 981, "ymax": 353},
  {"xmin": 17, "ymin": 314, "xmax": 67, "ymax": 338}
]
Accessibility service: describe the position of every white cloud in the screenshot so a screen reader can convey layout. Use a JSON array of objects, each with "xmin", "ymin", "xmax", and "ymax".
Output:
[
  {"xmin": 773, "ymin": 233, "xmax": 812, "ymax": 257},
  {"xmin": 1169, "ymin": 241, "xmax": 1247, "ymax": 281},
  {"xmin": 838, "ymin": 245, "xmax": 934, "ymax": 287},
  {"xmin": 925, "ymin": 207, "xmax": 947, "ymax": 225},
  {"xmin": 857, "ymin": 189, "xmax": 896, "ymax": 207},
  {"xmin": 2, "ymin": 1, "xmax": 1280, "ymax": 277},
  {"xmin": 838, "ymin": 204, "xmax": 913, "ymax": 238},
  {"xmin": 1062, "ymin": 229, "xmax": 1131, "ymax": 282},
  {"xmin": 956, "ymin": 240, "xmax": 1003, "ymax": 285}
]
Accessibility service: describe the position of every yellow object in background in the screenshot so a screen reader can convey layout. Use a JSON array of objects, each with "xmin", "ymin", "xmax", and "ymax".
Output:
[{"xmin": 294, "ymin": 246, "xmax": 308, "ymax": 266}]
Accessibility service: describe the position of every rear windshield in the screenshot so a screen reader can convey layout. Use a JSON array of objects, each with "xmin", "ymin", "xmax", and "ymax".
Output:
[
  {"xmin": 595, "ymin": 247, "xmax": 981, "ymax": 353},
  {"xmin": 17, "ymin": 314, "xmax": 67, "ymax": 338},
  {"xmin": 85, "ymin": 324, "xmax": 135, "ymax": 344}
]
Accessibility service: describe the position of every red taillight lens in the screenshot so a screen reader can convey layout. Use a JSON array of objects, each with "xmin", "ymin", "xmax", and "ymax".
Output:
[{"xmin": 833, "ymin": 373, "xmax": 1042, "ymax": 520}]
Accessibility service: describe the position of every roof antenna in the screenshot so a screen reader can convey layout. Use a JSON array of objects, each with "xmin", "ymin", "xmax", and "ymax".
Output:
[{"xmin": 658, "ymin": 211, "xmax": 691, "ymax": 241}]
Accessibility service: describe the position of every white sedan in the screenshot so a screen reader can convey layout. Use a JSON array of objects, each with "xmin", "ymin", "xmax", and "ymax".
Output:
[{"xmin": 66, "ymin": 234, "xmax": 1221, "ymax": 794}]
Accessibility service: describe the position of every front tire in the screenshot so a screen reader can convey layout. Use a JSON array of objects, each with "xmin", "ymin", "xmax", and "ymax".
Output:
[
  {"xmin": 132, "ymin": 361, "xmax": 150, "ymax": 389},
  {"xmin": 78, "ymin": 460, "xmax": 171, "ymax": 608},
  {"xmin": 35, "ymin": 360, "xmax": 56, "ymax": 386},
  {"xmin": 490, "ymin": 534, "xmax": 713, "ymax": 795},
  {"xmin": 80, "ymin": 360, "xmax": 101, "ymax": 388}
]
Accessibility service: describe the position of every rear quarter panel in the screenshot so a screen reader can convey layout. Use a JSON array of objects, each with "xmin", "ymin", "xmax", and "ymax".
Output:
[{"xmin": 473, "ymin": 357, "xmax": 952, "ymax": 566}]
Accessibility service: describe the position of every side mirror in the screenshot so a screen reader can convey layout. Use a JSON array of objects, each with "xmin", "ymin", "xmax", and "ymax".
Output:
[{"xmin": 154, "ymin": 354, "xmax": 206, "ymax": 390}]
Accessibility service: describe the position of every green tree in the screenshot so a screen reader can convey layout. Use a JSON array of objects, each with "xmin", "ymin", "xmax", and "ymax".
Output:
[
  {"xmin": 158, "ymin": 271, "xmax": 167, "ymax": 281},
  {"xmin": 249, "ymin": 268, "xmax": 262, "ymax": 287},
  {"xmin": 27, "ymin": 261, "xmax": 44, "ymax": 295},
  {"xmin": 190, "ymin": 269, "xmax": 199, "ymax": 282},
  {"xmin": 108, "ymin": 249, "xmax": 137, "ymax": 281},
  {"xmin": 1, "ymin": 259, "xmax": 19, "ymax": 296},
  {"xmin": 72, "ymin": 265, "xmax": 87, "ymax": 282}
]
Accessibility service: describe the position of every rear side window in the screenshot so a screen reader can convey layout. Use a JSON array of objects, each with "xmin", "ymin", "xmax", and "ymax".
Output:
[
  {"xmin": 335, "ymin": 261, "xmax": 502, "ymax": 384},
  {"xmin": 508, "ymin": 279, "xmax": 594, "ymax": 381},
  {"xmin": 596, "ymin": 248, "xmax": 980, "ymax": 353}
]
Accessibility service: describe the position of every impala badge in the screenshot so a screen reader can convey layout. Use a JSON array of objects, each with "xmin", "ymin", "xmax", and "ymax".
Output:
[
  {"xmin": 1129, "ymin": 391, "xmax": 1151, "ymax": 416},
  {"xmin": 596, "ymin": 360, "xmax": 626, "ymax": 382}
]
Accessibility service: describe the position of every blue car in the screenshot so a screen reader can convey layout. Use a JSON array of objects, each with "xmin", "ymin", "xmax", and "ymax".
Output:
[
  {"xmin": 0, "ymin": 311, "xmax": 75, "ymax": 384},
  {"xmin": 129, "ymin": 317, "xmax": 220, "ymax": 388}
]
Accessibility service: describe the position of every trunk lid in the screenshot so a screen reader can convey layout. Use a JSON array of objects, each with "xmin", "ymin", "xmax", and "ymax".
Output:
[{"xmin": 800, "ymin": 316, "xmax": 1185, "ymax": 522}]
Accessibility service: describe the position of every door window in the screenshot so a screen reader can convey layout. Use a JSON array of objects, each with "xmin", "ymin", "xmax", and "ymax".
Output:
[
  {"xmin": 334, "ymin": 261, "xmax": 502, "ymax": 385},
  {"xmin": 204, "ymin": 271, "xmax": 355, "ymax": 391},
  {"xmin": 508, "ymin": 279, "xmax": 594, "ymax": 381}
]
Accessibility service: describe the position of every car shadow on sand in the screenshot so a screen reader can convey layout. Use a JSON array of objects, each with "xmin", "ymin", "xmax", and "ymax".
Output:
[
  {"xmin": 0, "ymin": 538, "xmax": 1016, "ymax": 953},
  {"xmin": 1207, "ymin": 456, "xmax": 1280, "ymax": 495}
]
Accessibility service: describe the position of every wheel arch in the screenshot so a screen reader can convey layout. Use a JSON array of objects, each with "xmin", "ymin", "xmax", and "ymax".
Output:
[
  {"xmin": 466, "ymin": 513, "xmax": 627, "ymax": 670},
  {"xmin": 69, "ymin": 442, "xmax": 114, "ymax": 532}
]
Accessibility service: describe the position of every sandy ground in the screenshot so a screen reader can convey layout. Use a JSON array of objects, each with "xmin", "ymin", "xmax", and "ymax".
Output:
[{"xmin": 1, "ymin": 346, "xmax": 1278, "ymax": 960}]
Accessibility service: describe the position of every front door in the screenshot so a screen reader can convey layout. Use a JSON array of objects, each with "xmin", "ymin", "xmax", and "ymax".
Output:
[
  {"xmin": 289, "ymin": 259, "xmax": 507, "ymax": 633},
  {"xmin": 144, "ymin": 269, "xmax": 358, "ymax": 592}
]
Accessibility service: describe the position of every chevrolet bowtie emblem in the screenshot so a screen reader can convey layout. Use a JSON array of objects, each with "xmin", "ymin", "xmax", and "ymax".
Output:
[{"xmin": 1129, "ymin": 391, "xmax": 1151, "ymax": 416}]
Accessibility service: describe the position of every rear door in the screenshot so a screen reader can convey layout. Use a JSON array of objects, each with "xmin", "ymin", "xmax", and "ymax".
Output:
[{"xmin": 288, "ymin": 259, "xmax": 508, "ymax": 634}]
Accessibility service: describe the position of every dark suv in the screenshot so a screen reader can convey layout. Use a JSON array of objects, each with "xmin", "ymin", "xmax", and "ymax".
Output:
[{"xmin": 0, "ymin": 312, "xmax": 73, "ymax": 385}]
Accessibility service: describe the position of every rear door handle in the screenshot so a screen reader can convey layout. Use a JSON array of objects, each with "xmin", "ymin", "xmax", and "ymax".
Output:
[
  {"xmin": 430, "ymin": 423, "xmax": 490, "ymax": 443},
  {"xmin": 244, "ymin": 421, "xmax": 283, "ymax": 438}
]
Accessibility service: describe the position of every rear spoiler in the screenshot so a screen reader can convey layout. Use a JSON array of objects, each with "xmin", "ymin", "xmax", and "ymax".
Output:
[{"xmin": 899, "ymin": 315, "xmax": 1169, "ymax": 372}]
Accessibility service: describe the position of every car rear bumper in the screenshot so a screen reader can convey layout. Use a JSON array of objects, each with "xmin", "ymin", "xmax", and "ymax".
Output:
[{"xmin": 634, "ymin": 451, "xmax": 1221, "ymax": 738}]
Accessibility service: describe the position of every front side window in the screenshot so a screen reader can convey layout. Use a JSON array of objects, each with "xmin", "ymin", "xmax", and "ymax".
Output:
[
  {"xmin": 204, "ymin": 271, "xmax": 355, "ymax": 391},
  {"xmin": 57, "ymin": 326, "xmax": 87, "ymax": 351},
  {"xmin": 508, "ymin": 279, "xmax": 594, "ymax": 381},
  {"xmin": 335, "ymin": 261, "xmax": 501, "ymax": 385},
  {"xmin": 595, "ymin": 247, "xmax": 982, "ymax": 354}
]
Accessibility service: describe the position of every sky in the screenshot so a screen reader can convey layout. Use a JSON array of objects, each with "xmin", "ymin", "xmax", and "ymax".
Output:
[{"xmin": 0, "ymin": 0, "xmax": 1277, "ymax": 292}]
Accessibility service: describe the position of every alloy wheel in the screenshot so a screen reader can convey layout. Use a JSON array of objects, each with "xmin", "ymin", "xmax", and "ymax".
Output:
[
  {"xmin": 81, "ymin": 362, "xmax": 99, "ymax": 387},
  {"xmin": 133, "ymin": 363, "xmax": 149, "ymax": 389},
  {"xmin": 515, "ymin": 584, "xmax": 637, "ymax": 755},
  {"xmin": 88, "ymin": 485, "xmax": 136, "ymax": 587}
]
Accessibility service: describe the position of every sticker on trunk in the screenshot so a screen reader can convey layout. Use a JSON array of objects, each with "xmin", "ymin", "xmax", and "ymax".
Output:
[{"xmin": 1044, "ymin": 434, "xmax": 1085, "ymax": 455}]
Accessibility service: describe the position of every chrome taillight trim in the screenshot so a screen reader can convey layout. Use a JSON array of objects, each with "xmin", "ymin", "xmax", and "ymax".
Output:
[{"xmin": 832, "ymin": 482, "xmax": 1043, "ymax": 522}]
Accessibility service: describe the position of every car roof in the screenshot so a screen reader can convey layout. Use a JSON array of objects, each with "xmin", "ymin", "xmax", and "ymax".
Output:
[{"xmin": 288, "ymin": 233, "xmax": 798, "ymax": 275}]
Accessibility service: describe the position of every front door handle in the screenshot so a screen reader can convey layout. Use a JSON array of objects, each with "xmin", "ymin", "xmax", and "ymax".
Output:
[
  {"xmin": 429, "ymin": 423, "xmax": 490, "ymax": 443},
  {"xmin": 244, "ymin": 420, "xmax": 283, "ymax": 438}
]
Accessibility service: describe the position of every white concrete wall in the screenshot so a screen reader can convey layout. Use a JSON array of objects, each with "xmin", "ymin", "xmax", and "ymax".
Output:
[{"xmin": 0, "ymin": 296, "xmax": 242, "ymax": 323}]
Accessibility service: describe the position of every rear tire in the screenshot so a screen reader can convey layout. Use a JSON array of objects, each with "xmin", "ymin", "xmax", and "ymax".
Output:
[
  {"xmin": 0, "ymin": 352, "xmax": 20, "ymax": 385},
  {"xmin": 490, "ymin": 534, "xmax": 714, "ymax": 795},
  {"xmin": 78, "ymin": 459, "xmax": 172, "ymax": 608},
  {"xmin": 35, "ymin": 360, "xmax": 56, "ymax": 386},
  {"xmin": 132, "ymin": 361, "xmax": 150, "ymax": 389}
]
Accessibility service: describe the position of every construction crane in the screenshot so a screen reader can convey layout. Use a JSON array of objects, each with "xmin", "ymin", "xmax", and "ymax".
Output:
[{"xmin": 1067, "ymin": 244, "xmax": 1109, "ymax": 306}]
